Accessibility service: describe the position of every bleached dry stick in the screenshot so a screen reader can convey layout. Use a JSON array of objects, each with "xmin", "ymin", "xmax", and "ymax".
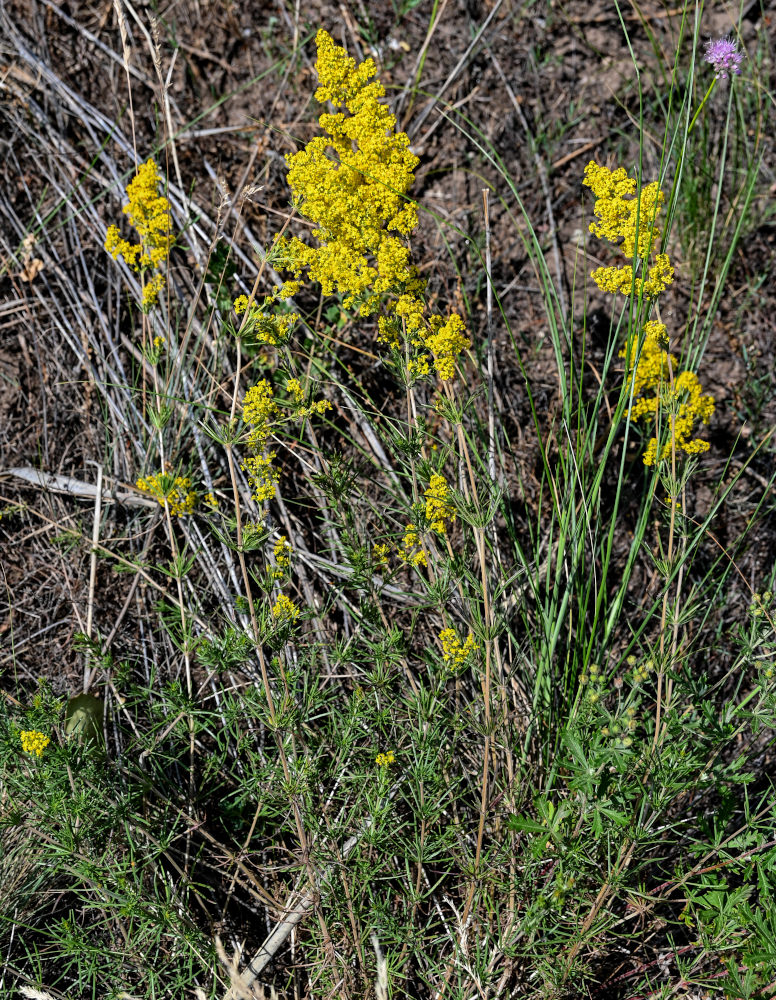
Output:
[
  {"xmin": 226, "ymin": 783, "xmax": 400, "ymax": 998},
  {"xmin": 2, "ymin": 467, "xmax": 156, "ymax": 508}
]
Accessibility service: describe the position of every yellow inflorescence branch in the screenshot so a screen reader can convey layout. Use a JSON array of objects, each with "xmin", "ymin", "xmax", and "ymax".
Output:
[
  {"xmin": 584, "ymin": 161, "xmax": 715, "ymax": 466},
  {"xmin": 136, "ymin": 473, "xmax": 197, "ymax": 516},
  {"xmin": 105, "ymin": 159, "xmax": 171, "ymax": 311},
  {"xmin": 278, "ymin": 29, "xmax": 470, "ymax": 382}
]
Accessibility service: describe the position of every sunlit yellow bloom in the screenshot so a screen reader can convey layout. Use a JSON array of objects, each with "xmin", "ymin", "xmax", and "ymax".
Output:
[
  {"xmin": 271, "ymin": 593, "xmax": 300, "ymax": 624},
  {"xmin": 620, "ymin": 324, "xmax": 715, "ymax": 465},
  {"xmin": 234, "ymin": 295, "xmax": 298, "ymax": 344},
  {"xmin": 136, "ymin": 473, "xmax": 197, "ymax": 516},
  {"xmin": 277, "ymin": 31, "xmax": 470, "ymax": 381},
  {"xmin": 272, "ymin": 535, "xmax": 292, "ymax": 578},
  {"xmin": 373, "ymin": 542, "xmax": 390, "ymax": 568},
  {"xmin": 104, "ymin": 159, "xmax": 171, "ymax": 310},
  {"xmin": 439, "ymin": 628, "xmax": 478, "ymax": 671},
  {"xmin": 20, "ymin": 730, "xmax": 50, "ymax": 756},
  {"xmin": 398, "ymin": 525, "xmax": 426, "ymax": 567},
  {"xmin": 424, "ymin": 474, "xmax": 455, "ymax": 535},
  {"xmin": 583, "ymin": 161, "xmax": 673, "ymax": 299}
]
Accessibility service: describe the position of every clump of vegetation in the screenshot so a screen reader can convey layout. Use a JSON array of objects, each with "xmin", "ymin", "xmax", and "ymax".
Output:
[{"xmin": 2, "ymin": 11, "xmax": 775, "ymax": 1000}]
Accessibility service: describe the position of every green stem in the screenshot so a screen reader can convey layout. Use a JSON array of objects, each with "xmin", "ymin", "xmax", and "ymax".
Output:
[{"xmin": 688, "ymin": 79, "xmax": 716, "ymax": 136}]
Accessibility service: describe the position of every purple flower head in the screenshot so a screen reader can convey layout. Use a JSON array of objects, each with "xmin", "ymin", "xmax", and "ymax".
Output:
[{"xmin": 704, "ymin": 36, "xmax": 744, "ymax": 80}]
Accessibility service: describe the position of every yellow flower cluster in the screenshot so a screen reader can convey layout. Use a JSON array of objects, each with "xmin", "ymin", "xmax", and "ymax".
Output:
[
  {"xmin": 271, "ymin": 593, "xmax": 300, "ymax": 624},
  {"xmin": 373, "ymin": 542, "xmax": 390, "ymax": 568},
  {"xmin": 584, "ymin": 162, "xmax": 714, "ymax": 465},
  {"xmin": 280, "ymin": 29, "xmax": 419, "ymax": 314},
  {"xmin": 136, "ymin": 472, "xmax": 197, "ymax": 516},
  {"xmin": 279, "ymin": 30, "xmax": 469, "ymax": 381},
  {"xmin": 423, "ymin": 315, "xmax": 470, "ymax": 381},
  {"xmin": 583, "ymin": 161, "xmax": 674, "ymax": 298},
  {"xmin": 285, "ymin": 378, "xmax": 332, "ymax": 419},
  {"xmin": 407, "ymin": 356, "xmax": 431, "ymax": 381},
  {"xmin": 272, "ymin": 535, "xmax": 291, "ymax": 578},
  {"xmin": 241, "ymin": 380, "xmax": 279, "ymax": 504},
  {"xmin": 620, "ymin": 323, "xmax": 715, "ymax": 466},
  {"xmin": 375, "ymin": 750, "xmax": 396, "ymax": 767},
  {"xmin": 241, "ymin": 375, "xmax": 330, "ymax": 506},
  {"xmin": 104, "ymin": 159, "xmax": 171, "ymax": 310},
  {"xmin": 398, "ymin": 525, "xmax": 426, "ymax": 568},
  {"xmin": 20, "ymin": 730, "xmax": 50, "ymax": 756},
  {"xmin": 439, "ymin": 628, "xmax": 478, "ymax": 671},
  {"xmin": 234, "ymin": 295, "xmax": 298, "ymax": 345},
  {"xmin": 243, "ymin": 454, "xmax": 279, "ymax": 504},
  {"xmin": 424, "ymin": 474, "xmax": 455, "ymax": 535}
]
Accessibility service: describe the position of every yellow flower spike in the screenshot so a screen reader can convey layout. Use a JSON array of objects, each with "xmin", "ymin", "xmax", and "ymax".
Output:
[
  {"xmin": 424, "ymin": 313, "xmax": 470, "ymax": 381},
  {"xmin": 285, "ymin": 377, "xmax": 332, "ymax": 420},
  {"xmin": 424, "ymin": 474, "xmax": 455, "ymax": 535},
  {"xmin": 104, "ymin": 159, "xmax": 171, "ymax": 310},
  {"xmin": 243, "ymin": 380, "xmax": 279, "ymax": 454},
  {"xmin": 279, "ymin": 30, "xmax": 419, "ymax": 316},
  {"xmin": 234, "ymin": 296, "xmax": 297, "ymax": 345},
  {"xmin": 620, "ymin": 323, "xmax": 715, "ymax": 466},
  {"xmin": 407, "ymin": 356, "xmax": 431, "ymax": 381},
  {"xmin": 271, "ymin": 593, "xmax": 300, "ymax": 624},
  {"xmin": 242, "ymin": 453, "xmax": 279, "ymax": 503},
  {"xmin": 272, "ymin": 535, "xmax": 292, "ymax": 579},
  {"xmin": 20, "ymin": 730, "xmax": 50, "ymax": 756},
  {"xmin": 276, "ymin": 30, "xmax": 472, "ymax": 383},
  {"xmin": 373, "ymin": 542, "xmax": 390, "ymax": 568},
  {"xmin": 398, "ymin": 525, "xmax": 426, "ymax": 568},
  {"xmin": 286, "ymin": 379, "xmax": 305, "ymax": 406},
  {"xmin": 583, "ymin": 161, "xmax": 673, "ymax": 299}
]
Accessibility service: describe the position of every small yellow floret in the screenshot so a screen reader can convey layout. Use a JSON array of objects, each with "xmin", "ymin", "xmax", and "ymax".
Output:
[{"xmin": 375, "ymin": 750, "xmax": 396, "ymax": 767}]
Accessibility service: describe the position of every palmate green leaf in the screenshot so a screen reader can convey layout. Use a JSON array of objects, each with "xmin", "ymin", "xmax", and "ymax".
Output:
[
  {"xmin": 507, "ymin": 814, "xmax": 548, "ymax": 835},
  {"xmin": 594, "ymin": 803, "xmax": 630, "ymax": 828}
]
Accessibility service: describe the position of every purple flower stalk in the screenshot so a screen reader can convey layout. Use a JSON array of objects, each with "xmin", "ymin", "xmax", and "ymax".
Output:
[{"xmin": 704, "ymin": 36, "xmax": 743, "ymax": 80}]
